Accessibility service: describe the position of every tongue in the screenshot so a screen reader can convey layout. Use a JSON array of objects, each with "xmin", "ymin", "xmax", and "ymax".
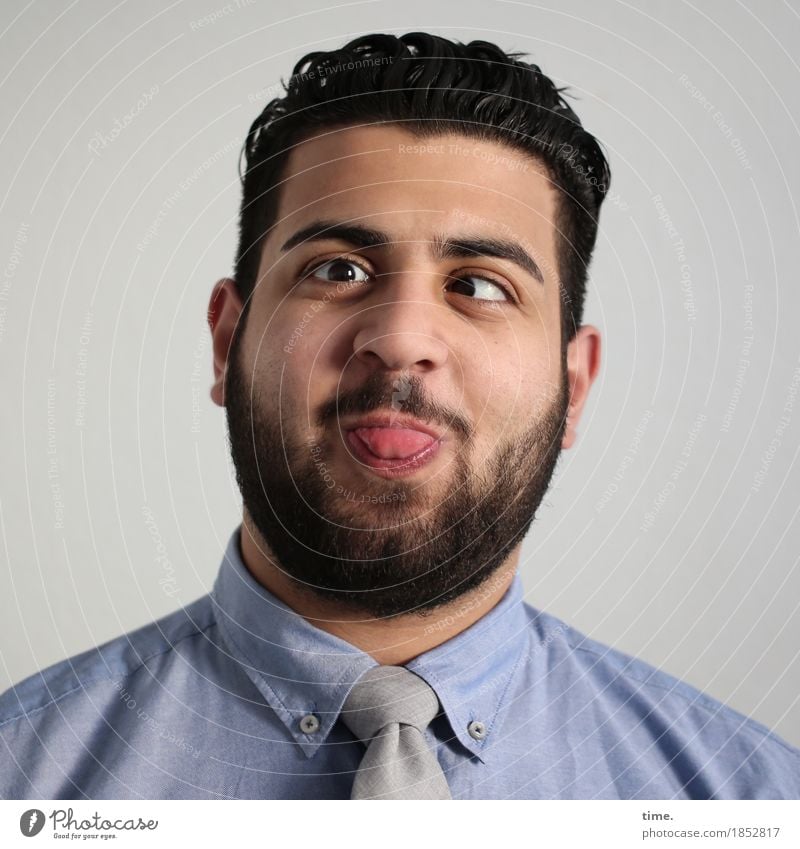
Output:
[{"xmin": 353, "ymin": 426, "xmax": 435, "ymax": 459}]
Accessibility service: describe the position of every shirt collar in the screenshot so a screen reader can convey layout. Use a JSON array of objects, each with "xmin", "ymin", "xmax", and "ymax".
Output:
[{"xmin": 211, "ymin": 524, "xmax": 529, "ymax": 763}]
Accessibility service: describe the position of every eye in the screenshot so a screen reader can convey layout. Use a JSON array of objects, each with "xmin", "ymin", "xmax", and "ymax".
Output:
[
  {"xmin": 446, "ymin": 273, "xmax": 513, "ymax": 303},
  {"xmin": 304, "ymin": 257, "xmax": 370, "ymax": 284}
]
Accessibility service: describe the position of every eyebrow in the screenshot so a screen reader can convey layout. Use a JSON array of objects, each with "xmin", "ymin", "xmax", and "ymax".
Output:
[{"xmin": 280, "ymin": 219, "xmax": 545, "ymax": 285}]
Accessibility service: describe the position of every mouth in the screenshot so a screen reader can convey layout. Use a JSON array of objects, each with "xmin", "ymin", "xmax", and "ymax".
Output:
[{"xmin": 342, "ymin": 414, "xmax": 444, "ymax": 478}]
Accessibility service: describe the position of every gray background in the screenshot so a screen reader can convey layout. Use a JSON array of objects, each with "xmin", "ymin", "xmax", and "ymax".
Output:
[{"xmin": 1, "ymin": 0, "xmax": 798, "ymax": 747}]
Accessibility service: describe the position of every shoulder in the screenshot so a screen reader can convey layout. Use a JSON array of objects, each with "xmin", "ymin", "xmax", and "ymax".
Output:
[
  {"xmin": 0, "ymin": 594, "xmax": 216, "ymax": 728},
  {"xmin": 521, "ymin": 602, "xmax": 800, "ymax": 764}
]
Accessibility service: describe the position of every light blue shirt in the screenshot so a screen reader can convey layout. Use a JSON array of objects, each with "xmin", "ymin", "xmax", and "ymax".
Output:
[{"xmin": 1, "ymin": 525, "xmax": 798, "ymax": 799}]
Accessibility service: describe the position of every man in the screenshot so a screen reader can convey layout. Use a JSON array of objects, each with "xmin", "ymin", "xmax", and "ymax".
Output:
[{"xmin": 1, "ymin": 32, "xmax": 798, "ymax": 800}]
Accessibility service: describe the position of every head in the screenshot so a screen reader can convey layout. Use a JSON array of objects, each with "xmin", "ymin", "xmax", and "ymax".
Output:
[{"xmin": 209, "ymin": 32, "xmax": 606, "ymax": 619}]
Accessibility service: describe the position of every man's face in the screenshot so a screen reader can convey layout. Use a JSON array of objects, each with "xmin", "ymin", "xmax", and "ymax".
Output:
[{"xmin": 221, "ymin": 125, "xmax": 579, "ymax": 619}]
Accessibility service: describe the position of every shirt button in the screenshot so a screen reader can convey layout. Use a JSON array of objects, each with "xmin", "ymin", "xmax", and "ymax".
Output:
[
  {"xmin": 299, "ymin": 714, "xmax": 320, "ymax": 734},
  {"xmin": 467, "ymin": 720, "xmax": 487, "ymax": 740}
]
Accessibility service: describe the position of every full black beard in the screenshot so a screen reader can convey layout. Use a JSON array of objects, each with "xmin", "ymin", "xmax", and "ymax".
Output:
[{"xmin": 224, "ymin": 323, "xmax": 569, "ymax": 620}]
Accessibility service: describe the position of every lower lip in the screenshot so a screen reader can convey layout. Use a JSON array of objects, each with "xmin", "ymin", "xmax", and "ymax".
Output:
[{"xmin": 345, "ymin": 428, "xmax": 442, "ymax": 478}]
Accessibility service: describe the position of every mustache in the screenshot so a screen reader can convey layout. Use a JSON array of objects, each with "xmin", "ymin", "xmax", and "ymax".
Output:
[{"xmin": 316, "ymin": 370, "xmax": 472, "ymax": 442}]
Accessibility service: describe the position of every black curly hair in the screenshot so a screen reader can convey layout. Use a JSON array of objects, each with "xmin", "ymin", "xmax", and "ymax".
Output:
[{"xmin": 234, "ymin": 31, "xmax": 610, "ymax": 343}]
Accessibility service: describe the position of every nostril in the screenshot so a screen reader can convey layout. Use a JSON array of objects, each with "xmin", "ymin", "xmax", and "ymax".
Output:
[{"xmin": 353, "ymin": 329, "xmax": 449, "ymax": 374}]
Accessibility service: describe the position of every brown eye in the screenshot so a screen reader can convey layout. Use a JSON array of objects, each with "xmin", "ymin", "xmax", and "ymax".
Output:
[
  {"xmin": 447, "ymin": 274, "xmax": 512, "ymax": 303},
  {"xmin": 306, "ymin": 258, "xmax": 370, "ymax": 284}
]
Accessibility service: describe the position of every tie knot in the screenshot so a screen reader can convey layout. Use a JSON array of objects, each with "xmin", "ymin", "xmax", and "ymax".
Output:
[{"xmin": 340, "ymin": 665, "xmax": 441, "ymax": 743}]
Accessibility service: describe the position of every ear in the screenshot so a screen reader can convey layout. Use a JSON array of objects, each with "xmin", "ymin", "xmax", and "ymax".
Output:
[
  {"xmin": 561, "ymin": 324, "xmax": 601, "ymax": 450},
  {"xmin": 207, "ymin": 277, "xmax": 245, "ymax": 407}
]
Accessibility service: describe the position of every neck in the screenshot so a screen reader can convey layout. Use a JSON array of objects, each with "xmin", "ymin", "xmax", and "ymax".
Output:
[{"xmin": 238, "ymin": 517, "xmax": 520, "ymax": 666}]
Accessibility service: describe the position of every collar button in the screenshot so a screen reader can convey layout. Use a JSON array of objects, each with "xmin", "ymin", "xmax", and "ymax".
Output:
[
  {"xmin": 467, "ymin": 720, "xmax": 487, "ymax": 740},
  {"xmin": 300, "ymin": 714, "xmax": 320, "ymax": 734}
]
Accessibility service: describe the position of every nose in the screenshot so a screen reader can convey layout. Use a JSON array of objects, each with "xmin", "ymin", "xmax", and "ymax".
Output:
[{"xmin": 351, "ymin": 287, "xmax": 450, "ymax": 373}]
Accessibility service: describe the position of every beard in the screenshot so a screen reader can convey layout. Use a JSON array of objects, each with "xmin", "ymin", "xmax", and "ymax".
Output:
[{"xmin": 224, "ymin": 322, "xmax": 570, "ymax": 620}]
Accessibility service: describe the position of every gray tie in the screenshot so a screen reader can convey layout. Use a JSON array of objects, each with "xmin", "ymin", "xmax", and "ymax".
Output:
[{"xmin": 340, "ymin": 665, "xmax": 452, "ymax": 800}]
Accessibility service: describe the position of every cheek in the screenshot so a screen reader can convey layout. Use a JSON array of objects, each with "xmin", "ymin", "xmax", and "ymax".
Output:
[
  {"xmin": 471, "ymin": 337, "xmax": 561, "ymax": 434},
  {"xmin": 237, "ymin": 308, "xmax": 311, "ymax": 415},
  {"xmin": 261, "ymin": 286, "xmax": 347, "ymax": 360},
  {"xmin": 248, "ymin": 287, "xmax": 319, "ymax": 366},
  {"xmin": 261, "ymin": 317, "xmax": 340, "ymax": 423}
]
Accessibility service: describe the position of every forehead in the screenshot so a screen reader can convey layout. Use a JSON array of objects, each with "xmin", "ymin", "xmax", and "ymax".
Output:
[{"xmin": 270, "ymin": 125, "xmax": 559, "ymax": 265}]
